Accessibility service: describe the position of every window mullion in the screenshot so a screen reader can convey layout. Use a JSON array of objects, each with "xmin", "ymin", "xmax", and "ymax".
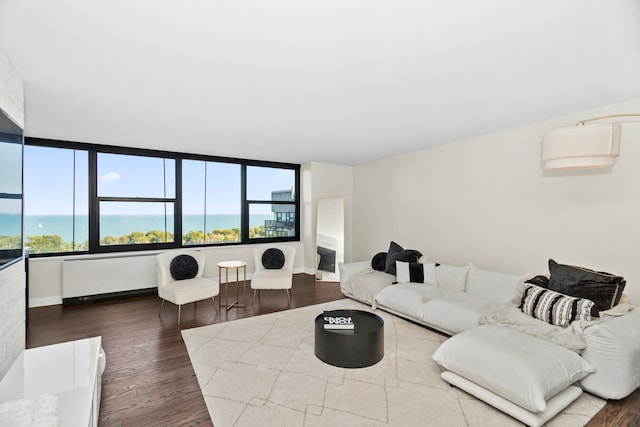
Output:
[
  {"xmin": 97, "ymin": 196, "xmax": 175, "ymax": 203},
  {"xmin": 241, "ymin": 164, "xmax": 248, "ymax": 243},
  {"xmin": 174, "ymin": 157, "xmax": 182, "ymax": 248},
  {"xmin": 88, "ymin": 149, "xmax": 98, "ymax": 251}
]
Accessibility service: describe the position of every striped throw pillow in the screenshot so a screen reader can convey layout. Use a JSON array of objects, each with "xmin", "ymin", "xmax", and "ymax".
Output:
[{"xmin": 521, "ymin": 283, "xmax": 594, "ymax": 328}]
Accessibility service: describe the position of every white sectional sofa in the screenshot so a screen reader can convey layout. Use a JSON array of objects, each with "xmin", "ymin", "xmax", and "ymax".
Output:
[{"xmin": 339, "ymin": 259, "xmax": 640, "ymax": 426}]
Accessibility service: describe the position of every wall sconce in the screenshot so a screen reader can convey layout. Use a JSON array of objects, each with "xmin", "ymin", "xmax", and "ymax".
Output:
[{"xmin": 542, "ymin": 113, "xmax": 640, "ymax": 170}]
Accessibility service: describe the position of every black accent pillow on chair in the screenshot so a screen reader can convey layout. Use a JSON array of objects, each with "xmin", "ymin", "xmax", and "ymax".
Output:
[
  {"xmin": 170, "ymin": 254, "xmax": 199, "ymax": 280},
  {"xmin": 262, "ymin": 248, "xmax": 285, "ymax": 269}
]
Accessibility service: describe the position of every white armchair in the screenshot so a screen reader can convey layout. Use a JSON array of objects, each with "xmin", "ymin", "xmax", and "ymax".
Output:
[
  {"xmin": 251, "ymin": 245, "xmax": 296, "ymax": 306},
  {"xmin": 156, "ymin": 250, "xmax": 219, "ymax": 325}
]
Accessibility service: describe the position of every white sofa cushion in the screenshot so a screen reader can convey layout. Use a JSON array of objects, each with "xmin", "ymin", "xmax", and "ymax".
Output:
[
  {"xmin": 421, "ymin": 292, "xmax": 500, "ymax": 335},
  {"xmin": 375, "ymin": 282, "xmax": 446, "ymax": 318},
  {"xmin": 466, "ymin": 263, "xmax": 526, "ymax": 304},
  {"xmin": 435, "ymin": 263, "xmax": 469, "ymax": 292},
  {"xmin": 580, "ymin": 307, "xmax": 640, "ymax": 399},
  {"xmin": 338, "ymin": 261, "xmax": 372, "ymax": 284},
  {"xmin": 432, "ymin": 325, "xmax": 595, "ymax": 413},
  {"xmin": 340, "ymin": 269, "xmax": 395, "ymax": 304},
  {"xmin": 441, "ymin": 372, "xmax": 583, "ymax": 427}
]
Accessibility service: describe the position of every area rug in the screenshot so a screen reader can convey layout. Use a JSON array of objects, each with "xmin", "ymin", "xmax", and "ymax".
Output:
[{"xmin": 182, "ymin": 299, "xmax": 605, "ymax": 427}]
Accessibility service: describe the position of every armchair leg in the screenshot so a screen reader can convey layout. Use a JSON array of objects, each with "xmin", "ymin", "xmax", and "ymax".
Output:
[
  {"xmin": 212, "ymin": 296, "xmax": 218, "ymax": 313},
  {"xmin": 159, "ymin": 299, "xmax": 165, "ymax": 316},
  {"xmin": 286, "ymin": 289, "xmax": 291, "ymax": 305},
  {"xmin": 252, "ymin": 289, "xmax": 258, "ymax": 306},
  {"xmin": 177, "ymin": 304, "xmax": 182, "ymax": 326}
]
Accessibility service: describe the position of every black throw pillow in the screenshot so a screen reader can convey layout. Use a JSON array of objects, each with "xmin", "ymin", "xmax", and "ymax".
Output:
[
  {"xmin": 371, "ymin": 252, "xmax": 387, "ymax": 271},
  {"xmin": 525, "ymin": 275, "xmax": 550, "ymax": 288},
  {"xmin": 262, "ymin": 248, "xmax": 285, "ymax": 269},
  {"xmin": 384, "ymin": 241, "xmax": 404, "ymax": 275},
  {"xmin": 170, "ymin": 254, "xmax": 199, "ymax": 281},
  {"xmin": 395, "ymin": 249, "xmax": 423, "ymax": 264},
  {"xmin": 547, "ymin": 259, "xmax": 625, "ymax": 313},
  {"xmin": 384, "ymin": 241, "xmax": 422, "ymax": 276}
]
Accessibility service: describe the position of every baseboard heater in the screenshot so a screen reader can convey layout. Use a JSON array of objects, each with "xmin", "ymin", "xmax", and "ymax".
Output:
[
  {"xmin": 63, "ymin": 287, "xmax": 157, "ymax": 305},
  {"xmin": 62, "ymin": 254, "xmax": 158, "ymax": 305}
]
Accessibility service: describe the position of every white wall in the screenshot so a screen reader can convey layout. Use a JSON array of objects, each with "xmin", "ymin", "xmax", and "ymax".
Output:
[
  {"xmin": 0, "ymin": 260, "xmax": 25, "ymax": 379},
  {"xmin": 28, "ymin": 161, "xmax": 354, "ymax": 306},
  {"xmin": 353, "ymin": 98, "xmax": 640, "ymax": 304},
  {"xmin": 30, "ymin": 98, "xmax": 640, "ymax": 305},
  {"xmin": 28, "ymin": 243, "xmax": 306, "ymax": 307},
  {"xmin": 0, "ymin": 46, "xmax": 25, "ymax": 378},
  {"xmin": 300, "ymin": 162, "xmax": 354, "ymax": 272},
  {"xmin": 0, "ymin": 47, "xmax": 24, "ymax": 128}
]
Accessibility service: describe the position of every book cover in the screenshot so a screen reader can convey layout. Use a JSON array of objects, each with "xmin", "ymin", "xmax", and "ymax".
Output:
[{"xmin": 323, "ymin": 310, "xmax": 354, "ymax": 329}]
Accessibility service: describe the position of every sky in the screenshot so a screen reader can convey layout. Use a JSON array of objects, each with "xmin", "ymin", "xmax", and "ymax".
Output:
[
  {"xmin": 22, "ymin": 146, "xmax": 295, "ymax": 216},
  {"xmin": 0, "ymin": 139, "xmax": 22, "ymax": 195}
]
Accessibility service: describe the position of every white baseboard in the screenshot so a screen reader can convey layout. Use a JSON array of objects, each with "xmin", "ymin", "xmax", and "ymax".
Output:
[{"xmin": 29, "ymin": 296, "xmax": 63, "ymax": 307}]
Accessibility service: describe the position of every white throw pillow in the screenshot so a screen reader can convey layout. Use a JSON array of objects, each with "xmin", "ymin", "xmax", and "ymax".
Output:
[
  {"xmin": 395, "ymin": 260, "xmax": 437, "ymax": 285},
  {"xmin": 466, "ymin": 263, "xmax": 526, "ymax": 304},
  {"xmin": 423, "ymin": 262, "xmax": 437, "ymax": 285},
  {"xmin": 435, "ymin": 264, "xmax": 469, "ymax": 292},
  {"xmin": 432, "ymin": 325, "xmax": 595, "ymax": 413}
]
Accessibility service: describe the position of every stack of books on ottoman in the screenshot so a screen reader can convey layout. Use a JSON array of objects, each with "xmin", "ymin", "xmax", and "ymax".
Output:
[{"xmin": 323, "ymin": 310, "xmax": 354, "ymax": 329}]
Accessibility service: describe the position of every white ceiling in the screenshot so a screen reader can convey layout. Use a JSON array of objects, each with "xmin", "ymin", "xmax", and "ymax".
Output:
[{"xmin": 1, "ymin": 0, "xmax": 640, "ymax": 165}]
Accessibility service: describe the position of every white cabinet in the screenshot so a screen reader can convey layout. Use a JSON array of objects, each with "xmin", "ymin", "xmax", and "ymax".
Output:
[{"xmin": 0, "ymin": 337, "xmax": 105, "ymax": 427}]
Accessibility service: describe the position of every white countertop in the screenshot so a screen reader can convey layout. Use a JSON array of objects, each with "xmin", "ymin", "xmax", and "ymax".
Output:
[{"xmin": 0, "ymin": 336, "xmax": 103, "ymax": 427}]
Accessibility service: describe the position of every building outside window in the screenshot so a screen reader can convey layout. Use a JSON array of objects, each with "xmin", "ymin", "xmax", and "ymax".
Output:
[
  {"xmin": 246, "ymin": 165, "xmax": 297, "ymax": 241},
  {"xmin": 264, "ymin": 190, "xmax": 296, "ymax": 238}
]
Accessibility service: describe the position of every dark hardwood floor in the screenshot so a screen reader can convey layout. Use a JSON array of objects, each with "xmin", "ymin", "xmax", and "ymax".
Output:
[
  {"xmin": 26, "ymin": 274, "xmax": 639, "ymax": 427},
  {"xmin": 26, "ymin": 274, "xmax": 345, "ymax": 427}
]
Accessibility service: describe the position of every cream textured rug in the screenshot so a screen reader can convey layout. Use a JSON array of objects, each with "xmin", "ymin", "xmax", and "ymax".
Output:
[{"xmin": 182, "ymin": 299, "xmax": 605, "ymax": 427}]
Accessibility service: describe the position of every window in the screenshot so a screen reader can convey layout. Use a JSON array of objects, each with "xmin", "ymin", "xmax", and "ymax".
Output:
[
  {"xmin": 23, "ymin": 138, "xmax": 300, "ymax": 255},
  {"xmin": 23, "ymin": 145, "xmax": 88, "ymax": 254},
  {"xmin": 96, "ymin": 153, "xmax": 175, "ymax": 248},
  {"xmin": 99, "ymin": 201, "xmax": 174, "ymax": 245},
  {"xmin": 182, "ymin": 160, "xmax": 241, "ymax": 245},
  {"xmin": 246, "ymin": 166, "xmax": 297, "ymax": 240},
  {"xmin": 0, "ymin": 126, "xmax": 23, "ymax": 262}
]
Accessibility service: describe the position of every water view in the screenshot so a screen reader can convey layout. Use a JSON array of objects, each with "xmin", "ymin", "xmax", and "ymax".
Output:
[{"xmin": 0, "ymin": 214, "xmax": 276, "ymax": 253}]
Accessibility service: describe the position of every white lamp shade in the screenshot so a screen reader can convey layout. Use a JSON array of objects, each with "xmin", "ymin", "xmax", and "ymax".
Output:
[{"xmin": 542, "ymin": 123, "xmax": 621, "ymax": 170}]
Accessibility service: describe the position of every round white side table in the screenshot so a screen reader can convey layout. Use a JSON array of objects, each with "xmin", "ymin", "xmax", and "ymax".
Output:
[{"xmin": 218, "ymin": 260, "xmax": 247, "ymax": 310}]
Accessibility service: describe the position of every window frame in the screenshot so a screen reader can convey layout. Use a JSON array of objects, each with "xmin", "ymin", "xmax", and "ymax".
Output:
[
  {"xmin": 24, "ymin": 137, "xmax": 301, "ymax": 257},
  {"xmin": 91, "ymin": 149, "xmax": 179, "ymax": 252},
  {"xmin": 0, "ymin": 131, "xmax": 24, "ymax": 263},
  {"xmin": 244, "ymin": 162, "xmax": 299, "ymax": 242},
  {"xmin": 180, "ymin": 157, "xmax": 243, "ymax": 246}
]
